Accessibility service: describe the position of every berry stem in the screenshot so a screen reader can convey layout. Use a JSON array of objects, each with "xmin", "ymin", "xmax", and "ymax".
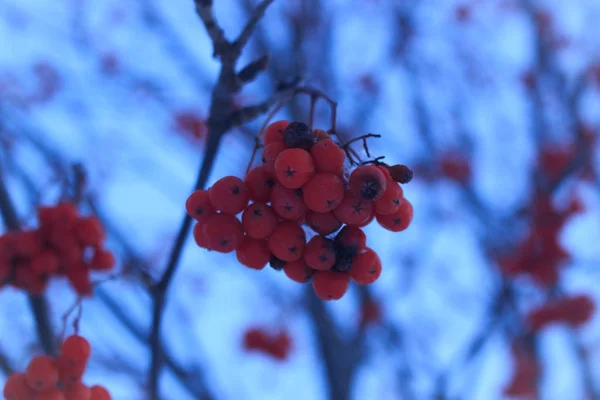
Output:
[{"xmin": 0, "ymin": 167, "xmax": 57, "ymax": 357}]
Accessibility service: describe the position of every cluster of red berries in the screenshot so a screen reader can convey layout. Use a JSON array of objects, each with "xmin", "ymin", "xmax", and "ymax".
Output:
[
  {"xmin": 526, "ymin": 294, "xmax": 595, "ymax": 332},
  {"xmin": 242, "ymin": 327, "xmax": 291, "ymax": 361},
  {"xmin": 499, "ymin": 191, "xmax": 583, "ymax": 287},
  {"xmin": 3, "ymin": 335, "xmax": 111, "ymax": 400},
  {"xmin": 0, "ymin": 203, "xmax": 115, "ymax": 296},
  {"xmin": 186, "ymin": 120, "xmax": 413, "ymax": 300}
]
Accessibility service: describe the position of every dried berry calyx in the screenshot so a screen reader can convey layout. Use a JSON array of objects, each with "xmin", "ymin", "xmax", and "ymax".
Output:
[{"xmin": 283, "ymin": 121, "xmax": 314, "ymax": 150}]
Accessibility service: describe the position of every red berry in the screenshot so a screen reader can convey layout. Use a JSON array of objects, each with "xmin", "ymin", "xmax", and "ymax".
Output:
[
  {"xmin": 357, "ymin": 213, "xmax": 375, "ymax": 228},
  {"xmin": 305, "ymin": 211, "xmax": 342, "ymax": 235},
  {"xmin": 236, "ymin": 237, "xmax": 271, "ymax": 270},
  {"xmin": 241, "ymin": 203, "xmax": 278, "ymax": 239},
  {"xmin": 263, "ymin": 120, "xmax": 289, "ymax": 145},
  {"xmin": 349, "ymin": 165, "xmax": 387, "ymax": 200},
  {"xmin": 34, "ymin": 388, "xmax": 65, "ymax": 400},
  {"xmin": 376, "ymin": 198, "xmax": 413, "ymax": 232},
  {"xmin": 15, "ymin": 230, "xmax": 43, "ymax": 257},
  {"xmin": 557, "ymin": 295, "xmax": 595, "ymax": 327},
  {"xmin": 304, "ymin": 236, "xmax": 336, "ymax": 271},
  {"xmin": 208, "ymin": 176, "xmax": 250, "ymax": 215},
  {"xmin": 335, "ymin": 226, "xmax": 366, "ymax": 254},
  {"xmin": 333, "ymin": 192, "xmax": 373, "ymax": 225},
  {"xmin": 25, "ymin": 355, "xmax": 59, "ymax": 392},
  {"xmin": 274, "ymin": 149, "xmax": 315, "ymax": 189},
  {"xmin": 61, "ymin": 335, "xmax": 91, "ymax": 364},
  {"xmin": 350, "ymin": 248, "xmax": 382, "ymax": 285},
  {"xmin": 63, "ymin": 382, "xmax": 91, "ymax": 400},
  {"xmin": 67, "ymin": 268, "xmax": 92, "ymax": 296},
  {"xmin": 192, "ymin": 221, "xmax": 212, "ymax": 249},
  {"xmin": 90, "ymin": 386, "xmax": 112, "ymax": 400},
  {"xmin": 30, "ymin": 251, "xmax": 60, "ymax": 275},
  {"xmin": 270, "ymin": 186, "xmax": 306, "ymax": 220},
  {"xmin": 3, "ymin": 373, "xmax": 35, "ymax": 400},
  {"xmin": 203, "ymin": 214, "xmax": 244, "ymax": 253},
  {"xmin": 377, "ymin": 165, "xmax": 392, "ymax": 180},
  {"xmin": 302, "ymin": 173, "xmax": 345, "ymax": 213},
  {"xmin": 283, "ymin": 260, "xmax": 314, "ymax": 283},
  {"xmin": 75, "ymin": 216, "xmax": 105, "ymax": 247},
  {"xmin": 90, "ymin": 249, "xmax": 115, "ymax": 271},
  {"xmin": 267, "ymin": 222, "xmax": 306, "ymax": 262},
  {"xmin": 312, "ymin": 271, "xmax": 350, "ymax": 300},
  {"xmin": 261, "ymin": 142, "xmax": 287, "ymax": 172},
  {"xmin": 185, "ymin": 190, "xmax": 215, "ymax": 223},
  {"xmin": 374, "ymin": 180, "xmax": 404, "ymax": 215},
  {"xmin": 310, "ymin": 139, "xmax": 345, "ymax": 175},
  {"xmin": 244, "ymin": 166, "xmax": 276, "ymax": 202}
]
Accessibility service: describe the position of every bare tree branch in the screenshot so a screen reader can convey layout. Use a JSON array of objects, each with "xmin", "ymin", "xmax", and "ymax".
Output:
[{"xmin": 232, "ymin": 0, "xmax": 276, "ymax": 54}]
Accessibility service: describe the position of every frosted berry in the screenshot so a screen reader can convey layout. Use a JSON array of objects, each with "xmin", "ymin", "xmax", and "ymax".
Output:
[
  {"xmin": 310, "ymin": 139, "xmax": 346, "ymax": 175},
  {"xmin": 261, "ymin": 142, "xmax": 287, "ymax": 172},
  {"xmin": 302, "ymin": 173, "xmax": 344, "ymax": 212},
  {"xmin": 244, "ymin": 166, "xmax": 276, "ymax": 202},
  {"xmin": 282, "ymin": 121, "xmax": 314, "ymax": 150},
  {"xmin": 312, "ymin": 271, "xmax": 350, "ymax": 300},
  {"xmin": 263, "ymin": 120, "xmax": 289, "ymax": 145},
  {"xmin": 374, "ymin": 180, "xmax": 403, "ymax": 215},
  {"xmin": 236, "ymin": 237, "xmax": 271, "ymax": 270},
  {"xmin": 335, "ymin": 226, "xmax": 366, "ymax": 255},
  {"xmin": 349, "ymin": 165, "xmax": 387, "ymax": 200},
  {"xmin": 241, "ymin": 203, "xmax": 278, "ymax": 239},
  {"xmin": 267, "ymin": 222, "xmax": 306, "ymax": 262},
  {"xmin": 350, "ymin": 248, "xmax": 382, "ymax": 285},
  {"xmin": 376, "ymin": 198, "xmax": 413, "ymax": 232},
  {"xmin": 305, "ymin": 211, "xmax": 342, "ymax": 235},
  {"xmin": 270, "ymin": 186, "xmax": 306, "ymax": 220},
  {"xmin": 203, "ymin": 214, "xmax": 244, "ymax": 253},
  {"xmin": 283, "ymin": 260, "xmax": 314, "ymax": 283},
  {"xmin": 304, "ymin": 236, "xmax": 336, "ymax": 270},
  {"xmin": 208, "ymin": 176, "xmax": 249, "ymax": 215},
  {"xmin": 333, "ymin": 192, "xmax": 373, "ymax": 226},
  {"xmin": 274, "ymin": 149, "xmax": 315, "ymax": 189},
  {"xmin": 185, "ymin": 190, "xmax": 215, "ymax": 223}
]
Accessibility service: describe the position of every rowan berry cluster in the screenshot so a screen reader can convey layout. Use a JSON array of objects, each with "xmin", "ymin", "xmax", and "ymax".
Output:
[
  {"xmin": 186, "ymin": 120, "xmax": 413, "ymax": 300},
  {"xmin": 242, "ymin": 327, "xmax": 291, "ymax": 360},
  {"xmin": 0, "ymin": 203, "xmax": 115, "ymax": 296},
  {"xmin": 2, "ymin": 335, "xmax": 111, "ymax": 400}
]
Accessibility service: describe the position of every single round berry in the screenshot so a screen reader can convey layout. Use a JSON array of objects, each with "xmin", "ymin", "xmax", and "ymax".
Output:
[
  {"xmin": 90, "ymin": 249, "xmax": 115, "ymax": 271},
  {"xmin": 193, "ymin": 221, "xmax": 212, "ymax": 249},
  {"xmin": 310, "ymin": 139, "xmax": 346, "ymax": 175},
  {"xmin": 185, "ymin": 190, "xmax": 215, "ymax": 223},
  {"xmin": 335, "ymin": 226, "xmax": 367, "ymax": 255},
  {"xmin": 333, "ymin": 192, "xmax": 373, "ymax": 226},
  {"xmin": 312, "ymin": 271, "xmax": 350, "ymax": 300},
  {"xmin": 305, "ymin": 210, "xmax": 343, "ymax": 236},
  {"xmin": 203, "ymin": 214, "xmax": 244, "ymax": 253},
  {"xmin": 244, "ymin": 166, "xmax": 276, "ymax": 202},
  {"xmin": 267, "ymin": 222, "xmax": 306, "ymax": 262},
  {"xmin": 350, "ymin": 248, "xmax": 382, "ymax": 285},
  {"xmin": 59, "ymin": 334, "xmax": 91, "ymax": 370},
  {"xmin": 242, "ymin": 203, "xmax": 278, "ymax": 239},
  {"xmin": 271, "ymin": 186, "xmax": 306, "ymax": 220},
  {"xmin": 263, "ymin": 120, "xmax": 289, "ymax": 145},
  {"xmin": 374, "ymin": 180, "xmax": 404, "ymax": 215},
  {"xmin": 63, "ymin": 382, "xmax": 91, "ymax": 400},
  {"xmin": 282, "ymin": 121, "xmax": 314, "ymax": 150},
  {"xmin": 75, "ymin": 216, "xmax": 105, "ymax": 248},
  {"xmin": 236, "ymin": 237, "xmax": 271, "ymax": 270},
  {"xmin": 304, "ymin": 236, "xmax": 336, "ymax": 271},
  {"xmin": 3, "ymin": 373, "xmax": 35, "ymax": 400},
  {"xmin": 90, "ymin": 385, "xmax": 112, "ymax": 400},
  {"xmin": 302, "ymin": 173, "xmax": 345, "ymax": 213},
  {"xmin": 376, "ymin": 198, "xmax": 413, "ymax": 232},
  {"xmin": 261, "ymin": 142, "xmax": 287, "ymax": 173},
  {"xmin": 349, "ymin": 165, "xmax": 387, "ymax": 201},
  {"xmin": 283, "ymin": 260, "xmax": 314, "ymax": 283},
  {"xmin": 208, "ymin": 176, "xmax": 250, "ymax": 215},
  {"xmin": 274, "ymin": 149, "xmax": 315, "ymax": 189},
  {"xmin": 388, "ymin": 164, "xmax": 413, "ymax": 183},
  {"xmin": 358, "ymin": 213, "xmax": 375, "ymax": 228}
]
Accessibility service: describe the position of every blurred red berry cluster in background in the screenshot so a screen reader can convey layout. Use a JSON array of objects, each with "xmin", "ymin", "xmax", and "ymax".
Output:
[{"xmin": 0, "ymin": 202, "xmax": 114, "ymax": 296}]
